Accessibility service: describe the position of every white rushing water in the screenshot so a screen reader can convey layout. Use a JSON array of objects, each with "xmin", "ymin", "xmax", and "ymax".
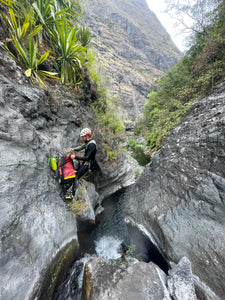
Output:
[{"xmin": 95, "ymin": 236, "xmax": 122, "ymax": 259}]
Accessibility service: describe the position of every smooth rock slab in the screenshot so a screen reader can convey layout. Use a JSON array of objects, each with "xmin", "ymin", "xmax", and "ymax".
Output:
[{"xmin": 82, "ymin": 257, "xmax": 169, "ymax": 300}]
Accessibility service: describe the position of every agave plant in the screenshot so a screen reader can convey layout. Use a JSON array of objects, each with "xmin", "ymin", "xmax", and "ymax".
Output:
[
  {"xmin": 50, "ymin": 20, "xmax": 87, "ymax": 84},
  {"xmin": 0, "ymin": 6, "xmax": 41, "ymax": 43},
  {"xmin": 53, "ymin": 0, "xmax": 83, "ymax": 22},
  {"xmin": 0, "ymin": 0, "xmax": 32, "ymax": 25},
  {"xmin": 77, "ymin": 26, "xmax": 91, "ymax": 47},
  {"xmin": 2, "ymin": 34, "xmax": 58, "ymax": 87},
  {"xmin": 32, "ymin": 0, "xmax": 71, "ymax": 43}
]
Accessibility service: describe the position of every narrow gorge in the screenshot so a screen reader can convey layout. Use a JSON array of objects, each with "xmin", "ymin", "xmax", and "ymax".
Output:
[{"xmin": 0, "ymin": 0, "xmax": 225, "ymax": 300}]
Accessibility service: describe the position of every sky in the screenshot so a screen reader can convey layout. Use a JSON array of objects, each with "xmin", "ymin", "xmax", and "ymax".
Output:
[{"xmin": 146, "ymin": 0, "xmax": 189, "ymax": 52}]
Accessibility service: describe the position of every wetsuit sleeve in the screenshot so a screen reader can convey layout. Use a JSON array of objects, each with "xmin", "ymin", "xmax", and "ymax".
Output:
[
  {"xmin": 75, "ymin": 143, "xmax": 96, "ymax": 162},
  {"xmin": 73, "ymin": 144, "xmax": 85, "ymax": 151}
]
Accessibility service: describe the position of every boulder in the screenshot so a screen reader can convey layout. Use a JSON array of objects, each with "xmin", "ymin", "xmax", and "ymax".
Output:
[
  {"xmin": 168, "ymin": 257, "xmax": 197, "ymax": 300},
  {"xmin": 82, "ymin": 257, "xmax": 168, "ymax": 300}
]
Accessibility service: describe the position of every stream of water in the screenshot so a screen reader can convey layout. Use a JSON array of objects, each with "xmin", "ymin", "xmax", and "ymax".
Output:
[{"xmin": 53, "ymin": 189, "xmax": 169, "ymax": 299}]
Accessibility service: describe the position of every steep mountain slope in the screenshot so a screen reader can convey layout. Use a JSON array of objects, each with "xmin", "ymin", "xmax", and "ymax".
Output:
[{"xmin": 82, "ymin": 0, "xmax": 182, "ymax": 120}]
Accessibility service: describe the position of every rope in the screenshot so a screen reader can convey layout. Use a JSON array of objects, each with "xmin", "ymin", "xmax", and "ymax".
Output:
[
  {"xmin": 0, "ymin": 146, "xmax": 72, "ymax": 170},
  {"xmin": 48, "ymin": 146, "xmax": 65, "ymax": 154},
  {"xmin": 0, "ymin": 157, "xmax": 51, "ymax": 170}
]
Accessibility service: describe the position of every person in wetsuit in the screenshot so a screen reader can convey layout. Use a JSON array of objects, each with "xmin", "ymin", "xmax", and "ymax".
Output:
[
  {"xmin": 70, "ymin": 127, "xmax": 97, "ymax": 180},
  {"xmin": 63, "ymin": 128, "xmax": 97, "ymax": 201},
  {"xmin": 59, "ymin": 128, "xmax": 97, "ymax": 202}
]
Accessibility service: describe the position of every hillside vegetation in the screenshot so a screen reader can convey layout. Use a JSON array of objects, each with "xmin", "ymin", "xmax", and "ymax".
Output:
[
  {"xmin": 81, "ymin": 0, "xmax": 182, "ymax": 120},
  {"xmin": 138, "ymin": 0, "xmax": 225, "ymax": 155},
  {"xmin": 0, "ymin": 0, "xmax": 91, "ymax": 87},
  {"xmin": 0, "ymin": 0, "xmax": 125, "ymax": 149}
]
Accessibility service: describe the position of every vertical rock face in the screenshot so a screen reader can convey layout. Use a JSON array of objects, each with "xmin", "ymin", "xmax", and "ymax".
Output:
[
  {"xmin": 0, "ymin": 49, "xmax": 134, "ymax": 299},
  {"xmin": 82, "ymin": 0, "xmax": 182, "ymax": 120},
  {"xmin": 124, "ymin": 81, "xmax": 225, "ymax": 298},
  {"xmin": 0, "ymin": 75, "xmax": 79, "ymax": 299}
]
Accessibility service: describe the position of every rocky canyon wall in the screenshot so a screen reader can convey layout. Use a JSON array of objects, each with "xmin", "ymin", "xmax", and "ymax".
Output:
[
  {"xmin": 0, "ymin": 47, "xmax": 134, "ymax": 299},
  {"xmin": 124, "ymin": 81, "xmax": 225, "ymax": 298}
]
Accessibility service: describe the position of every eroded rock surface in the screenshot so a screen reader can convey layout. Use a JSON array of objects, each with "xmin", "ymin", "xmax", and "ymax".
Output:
[
  {"xmin": 124, "ymin": 81, "xmax": 225, "ymax": 298},
  {"xmin": 82, "ymin": 257, "xmax": 167, "ymax": 300},
  {"xmin": 82, "ymin": 256, "xmax": 205, "ymax": 300},
  {"xmin": 0, "ymin": 50, "xmax": 134, "ymax": 299},
  {"xmin": 168, "ymin": 257, "xmax": 197, "ymax": 300}
]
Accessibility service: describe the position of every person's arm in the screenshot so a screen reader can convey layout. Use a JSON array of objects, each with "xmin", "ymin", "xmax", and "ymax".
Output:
[
  {"xmin": 74, "ymin": 144, "xmax": 86, "ymax": 151},
  {"xmin": 75, "ymin": 143, "xmax": 96, "ymax": 162},
  {"xmin": 68, "ymin": 144, "xmax": 85, "ymax": 152}
]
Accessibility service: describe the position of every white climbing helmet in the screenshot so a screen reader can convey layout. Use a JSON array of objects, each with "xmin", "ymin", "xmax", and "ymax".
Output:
[{"xmin": 80, "ymin": 128, "xmax": 92, "ymax": 137}]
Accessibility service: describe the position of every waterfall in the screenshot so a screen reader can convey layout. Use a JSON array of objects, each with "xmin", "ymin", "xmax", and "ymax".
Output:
[
  {"xmin": 53, "ymin": 188, "xmax": 169, "ymax": 299},
  {"xmin": 95, "ymin": 236, "xmax": 123, "ymax": 259}
]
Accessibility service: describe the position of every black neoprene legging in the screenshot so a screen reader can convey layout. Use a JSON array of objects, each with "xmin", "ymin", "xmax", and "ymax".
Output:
[{"xmin": 76, "ymin": 163, "xmax": 89, "ymax": 179}]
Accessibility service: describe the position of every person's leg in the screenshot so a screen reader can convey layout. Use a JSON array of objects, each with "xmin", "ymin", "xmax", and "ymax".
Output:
[
  {"xmin": 60, "ymin": 181, "xmax": 67, "ymax": 199},
  {"xmin": 72, "ymin": 177, "xmax": 79, "ymax": 196},
  {"xmin": 76, "ymin": 164, "xmax": 89, "ymax": 180},
  {"xmin": 62, "ymin": 179, "xmax": 74, "ymax": 201},
  {"xmin": 68, "ymin": 164, "xmax": 89, "ymax": 199}
]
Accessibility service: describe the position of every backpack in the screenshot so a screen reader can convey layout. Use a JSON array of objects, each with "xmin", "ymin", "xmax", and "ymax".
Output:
[{"xmin": 58, "ymin": 156, "xmax": 76, "ymax": 184}]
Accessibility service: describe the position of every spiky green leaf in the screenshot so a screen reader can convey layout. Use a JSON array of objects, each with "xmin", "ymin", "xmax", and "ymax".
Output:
[
  {"xmin": 9, "ymin": 7, "xmax": 17, "ymax": 30},
  {"xmin": 37, "ymin": 50, "xmax": 50, "ymax": 65}
]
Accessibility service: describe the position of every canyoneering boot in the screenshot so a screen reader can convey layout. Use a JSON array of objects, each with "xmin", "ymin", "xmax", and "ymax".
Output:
[
  {"xmin": 64, "ymin": 187, "xmax": 73, "ymax": 202},
  {"xmin": 61, "ymin": 178, "xmax": 78, "ymax": 202},
  {"xmin": 64, "ymin": 194, "xmax": 73, "ymax": 201}
]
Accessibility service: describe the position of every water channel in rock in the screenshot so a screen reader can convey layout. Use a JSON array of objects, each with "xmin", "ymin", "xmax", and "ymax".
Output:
[{"xmin": 52, "ymin": 188, "xmax": 169, "ymax": 300}]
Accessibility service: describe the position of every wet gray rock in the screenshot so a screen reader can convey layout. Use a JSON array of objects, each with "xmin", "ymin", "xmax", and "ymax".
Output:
[
  {"xmin": 74, "ymin": 181, "xmax": 99, "ymax": 224},
  {"xmin": 0, "ymin": 78, "xmax": 79, "ymax": 299},
  {"xmin": 168, "ymin": 257, "xmax": 197, "ymax": 300},
  {"xmin": 193, "ymin": 275, "xmax": 221, "ymax": 300},
  {"xmin": 82, "ymin": 257, "xmax": 169, "ymax": 300},
  {"xmin": 82, "ymin": 256, "xmax": 204, "ymax": 300},
  {"xmin": 124, "ymin": 81, "xmax": 225, "ymax": 298},
  {"xmin": 0, "ymin": 49, "xmax": 134, "ymax": 299},
  {"xmin": 93, "ymin": 154, "xmax": 135, "ymax": 201}
]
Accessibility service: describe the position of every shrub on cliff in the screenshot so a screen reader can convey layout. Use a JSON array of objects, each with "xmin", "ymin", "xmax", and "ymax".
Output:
[
  {"xmin": 140, "ymin": 1, "xmax": 225, "ymax": 154},
  {"xmin": 0, "ymin": 0, "xmax": 90, "ymax": 87}
]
